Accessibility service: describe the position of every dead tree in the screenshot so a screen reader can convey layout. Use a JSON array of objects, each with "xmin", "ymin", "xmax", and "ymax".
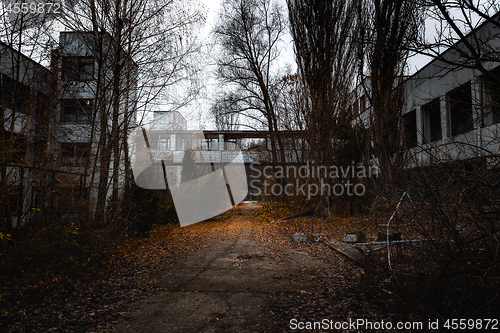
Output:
[
  {"xmin": 213, "ymin": 0, "xmax": 287, "ymax": 170},
  {"xmin": 358, "ymin": 0, "xmax": 423, "ymax": 200},
  {"xmin": 287, "ymin": 0, "xmax": 359, "ymax": 217}
]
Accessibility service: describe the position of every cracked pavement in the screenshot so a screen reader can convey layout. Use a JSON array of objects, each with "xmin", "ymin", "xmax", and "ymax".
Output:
[{"xmin": 112, "ymin": 214, "xmax": 327, "ymax": 333}]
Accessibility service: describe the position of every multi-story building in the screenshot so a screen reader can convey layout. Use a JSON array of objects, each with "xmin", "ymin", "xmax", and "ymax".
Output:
[
  {"xmin": 52, "ymin": 31, "xmax": 138, "ymax": 220},
  {"xmin": 1, "ymin": 31, "xmax": 138, "ymax": 227},
  {"xmin": 0, "ymin": 40, "xmax": 54, "ymax": 228}
]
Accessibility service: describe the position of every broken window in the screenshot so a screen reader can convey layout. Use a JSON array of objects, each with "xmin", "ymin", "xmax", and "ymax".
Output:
[
  {"xmin": 447, "ymin": 82, "xmax": 473, "ymax": 136},
  {"xmin": 403, "ymin": 110, "xmax": 417, "ymax": 148},
  {"xmin": 481, "ymin": 68, "xmax": 500, "ymax": 127},
  {"xmin": 62, "ymin": 57, "xmax": 94, "ymax": 81},
  {"xmin": 61, "ymin": 99, "xmax": 93, "ymax": 123},
  {"xmin": 61, "ymin": 142, "xmax": 90, "ymax": 166},
  {"xmin": 422, "ymin": 98, "xmax": 442, "ymax": 143}
]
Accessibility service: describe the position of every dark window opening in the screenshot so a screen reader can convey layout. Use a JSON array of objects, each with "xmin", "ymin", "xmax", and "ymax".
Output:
[
  {"xmin": 403, "ymin": 110, "xmax": 417, "ymax": 148},
  {"xmin": 422, "ymin": 98, "xmax": 442, "ymax": 143},
  {"xmin": 61, "ymin": 99, "xmax": 93, "ymax": 123},
  {"xmin": 34, "ymin": 92, "xmax": 50, "ymax": 121},
  {"xmin": 62, "ymin": 57, "xmax": 94, "ymax": 81},
  {"xmin": 481, "ymin": 68, "xmax": 500, "ymax": 127},
  {"xmin": 61, "ymin": 142, "xmax": 90, "ymax": 166},
  {"xmin": 1, "ymin": 75, "xmax": 31, "ymax": 114},
  {"xmin": 360, "ymin": 94, "xmax": 366, "ymax": 113},
  {"xmin": 448, "ymin": 82, "xmax": 473, "ymax": 136},
  {"xmin": 31, "ymin": 188, "xmax": 46, "ymax": 210}
]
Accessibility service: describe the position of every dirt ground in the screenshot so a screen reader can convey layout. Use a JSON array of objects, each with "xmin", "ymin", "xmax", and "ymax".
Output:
[
  {"xmin": 111, "ymin": 202, "xmax": 330, "ymax": 333},
  {"xmin": 4, "ymin": 201, "xmax": 495, "ymax": 332}
]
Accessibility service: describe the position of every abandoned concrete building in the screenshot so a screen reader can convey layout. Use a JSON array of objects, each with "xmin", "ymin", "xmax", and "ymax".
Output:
[
  {"xmin": 0, "ymin": 39, "xmax": 54, "ymax": 228},
  {"xmin": 2, "ymin": 12, "xmax": 500, "ymax": 227},
  {"xmin": 1, "ymin": 31, "xmax": 138, "ymax": 227},
  {"xmin": 351, "ymin": 13, "xmax": 500, "ymax": 181}
]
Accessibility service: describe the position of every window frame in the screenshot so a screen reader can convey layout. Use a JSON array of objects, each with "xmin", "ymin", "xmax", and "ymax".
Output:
[
  {"xmin": 60, "ymin": 99, "xmax": 94, "ymax": 123},
  {"xmin": 422, "ymin": 98, "xmax": 442, "ymax": 143},
  {"xmin": 403, "ymin": 110, "xmax": 418, "ymax": 149},
  {"xmin": 447, "ymin": 81, "xmax": 473, "ymax": 136},
  {"xmin": 480, "ymin": 70, "xmax": 500, "ymax": 127},
  {"xmin": 60, "ymin": 142, "xmax": 90, "ymax": 167},
  {"xmin": 61, "ymin": 56, "xmax": 95, "ymax": 81}
]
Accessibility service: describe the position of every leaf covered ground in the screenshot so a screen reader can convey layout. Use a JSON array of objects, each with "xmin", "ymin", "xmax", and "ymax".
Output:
[{"xmin": 1, "ymin": 200, "xmax": 495, "ymax": 332}]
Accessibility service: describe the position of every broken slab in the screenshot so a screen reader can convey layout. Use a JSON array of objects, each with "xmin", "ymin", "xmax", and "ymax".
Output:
[{"xmin": 323, "ymin": 240, "xmax": 365, "ymax": 266}]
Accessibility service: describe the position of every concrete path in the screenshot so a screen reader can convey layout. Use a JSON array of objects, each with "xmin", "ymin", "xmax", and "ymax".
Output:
[{"xmin": 112, "ymin": 218, "xmax": 327, "ymax": 332}]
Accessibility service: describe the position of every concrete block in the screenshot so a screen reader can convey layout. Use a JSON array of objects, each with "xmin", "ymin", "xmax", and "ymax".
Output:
[
  {"xmin": 343, "ymin": 234, "xmax": 358, "ymax": 243},
  {"xmin": 292, "ymin": 233, "xmax": 308, "ymax": 242}
]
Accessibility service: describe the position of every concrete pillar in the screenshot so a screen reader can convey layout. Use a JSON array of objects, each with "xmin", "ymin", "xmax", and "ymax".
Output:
[
  {"xmin": 416, "ymin": 106, "xmax": 423, "ymax": 146},
  {"xmin": 440, "ymin": 95, "xmax": 448, "ymax": 140},
  {"xmin": 471, "ymin": 74, "xmax": 482, "ymax": 149}
]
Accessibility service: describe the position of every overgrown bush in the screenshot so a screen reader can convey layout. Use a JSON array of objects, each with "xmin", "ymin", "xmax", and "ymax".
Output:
[
  {"xmin": 123, "ymin": 184, "xmax": 179, "ymax": 233},
  {"xmin": 372, "ymin": 159, "xmax": 500, "ymax": 318}
]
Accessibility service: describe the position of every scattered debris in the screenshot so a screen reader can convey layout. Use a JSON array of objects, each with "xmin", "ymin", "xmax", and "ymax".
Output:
[
  {"xmin": 292, "ymin": 233, "xmax": 308, "ymax": 242},
  {"xmin": 343, "ymin": 233, "xmax": 359, "ymax": 243},
  {"xmin": 322, "ymin": 240, "xmax": 365, "ymax": 266}
]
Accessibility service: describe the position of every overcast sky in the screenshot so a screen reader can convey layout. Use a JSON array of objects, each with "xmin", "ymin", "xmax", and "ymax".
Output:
[{"xmin": 191, "ymin": 0, "xmax": 433, "ymax": 129}]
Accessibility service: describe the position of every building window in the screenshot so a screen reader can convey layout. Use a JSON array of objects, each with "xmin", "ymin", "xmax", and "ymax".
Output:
[
  {"xmin": 176, "ymin": 137, "xmax": 186, "ymax": 150},
  {"xmin": 403, "ymin": 110, "xmax": 417, "ymax": 148},
  {"xmin": 62, "ymin": 57, "xmax": 94, "ymax": 81},
  {"xmin": 481, "ymin": 69, "xmax": 500, "ymax": 127},
  {"xmin": 158, "ymin": 136, "xmax": 171, "ymax": 150},
  {"xmin": 447, "ymin": 82, "xmax": 473, "ymax": 136},
  {"xmin": 422, "ymin": 98, "xmax": 442, "ymax": 143},
  {"xmin": 1, "ymin": 75, "xmax": 31, "ymax": 113},
  {"xmin": 61, "ymin": 143, "xmax": 90, "ymax": 166},
  {"xmin": 359, "ymin": 94, "xmax": 366, "ymax": 113},
  {"xmin": 61, "ymin": 99, "xmax": 93, "ymax": 123}
]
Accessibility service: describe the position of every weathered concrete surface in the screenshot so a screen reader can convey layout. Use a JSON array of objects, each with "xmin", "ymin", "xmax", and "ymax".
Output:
[{"xmin": 112, "ymin": 217, "xmax": 327, "ymax": 333}]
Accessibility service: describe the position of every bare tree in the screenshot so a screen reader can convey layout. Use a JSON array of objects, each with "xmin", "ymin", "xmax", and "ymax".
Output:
[
  {"xmin": 287, "ymin": 0, "xmax": 359, "ymax": 216},
  {"xmin": 57, "ymin": 0, "xmax": 205, "ymax": 223},
  {"xmin": 210, "ymin": 94, "xmax": 241, "ymax": 131},
  {"xmin": 0, "ymin": 3, "xmax": 60, "ymax": 229},
  {"xmin": 413, "ymin": 1, "xmax": 500, "ymax": 77},
  {"xmin": 357, "ymin": 0, "xmax": 423, "ymax": 199},
  {"xmin": 213, "ymin": 0, "xmax": 287, "ymax": 169}
]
